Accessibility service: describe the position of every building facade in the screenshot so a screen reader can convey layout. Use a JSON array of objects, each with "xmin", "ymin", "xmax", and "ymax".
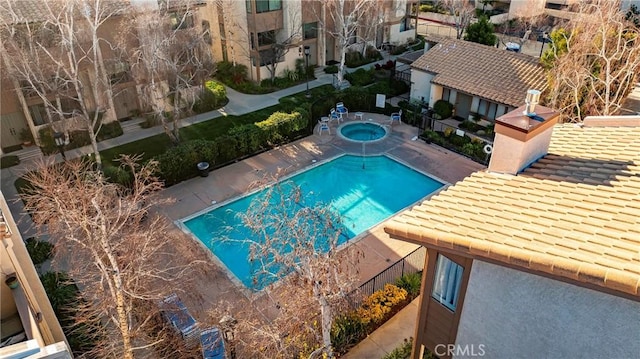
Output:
[{"xmin": 1, "ymin": 192, "xmax": 71, "ymax": 358}]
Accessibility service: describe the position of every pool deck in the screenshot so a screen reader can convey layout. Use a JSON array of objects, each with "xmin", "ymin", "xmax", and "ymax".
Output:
[{"xmin": 158, "ymin": 113, "xmax": 484, "ymax": 328}]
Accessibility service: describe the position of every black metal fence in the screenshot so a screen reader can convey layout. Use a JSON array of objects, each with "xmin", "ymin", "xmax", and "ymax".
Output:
[
  {"xmin": 347, "ymin": 246, "xmax": 426, "ymax": 309},
  {"xmin": 428, "ymin": 120, "xmax": 493, "ymax": 165}
]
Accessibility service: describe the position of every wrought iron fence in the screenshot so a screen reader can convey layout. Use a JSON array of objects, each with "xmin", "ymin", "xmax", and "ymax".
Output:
[
  {"xmin": 428, "ymin": 120, "xmax": 493, "ymax": 165},
  {"xmin": 347, "ymin": 246, "xmax": 426, "ymax": 309}
]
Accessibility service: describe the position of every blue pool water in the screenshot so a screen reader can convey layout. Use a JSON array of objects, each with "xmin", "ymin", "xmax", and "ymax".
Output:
[
  {"xmin": 340, "ymin": 122, "xmax": 387, "ymax": 142},
  {"xmin": 183, "ymin": 155, "xmax": 443, "ymax": 290}
]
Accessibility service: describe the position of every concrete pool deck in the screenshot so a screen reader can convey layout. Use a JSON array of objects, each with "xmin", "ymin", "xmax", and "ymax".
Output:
[{"xmin": 157, "ymin": 112, "xmax": 485, "ymax": 352}]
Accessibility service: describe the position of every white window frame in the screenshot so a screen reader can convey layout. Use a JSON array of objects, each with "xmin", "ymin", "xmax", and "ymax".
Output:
[{"xmin": 431, "ymin": 254, "xmax": 463, "ymax": 311}]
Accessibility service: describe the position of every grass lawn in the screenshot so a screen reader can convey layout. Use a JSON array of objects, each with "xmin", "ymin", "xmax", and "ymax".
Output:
[{"xmin": 99, "ymin": 85, "xmax": 334, "ymax": 167}]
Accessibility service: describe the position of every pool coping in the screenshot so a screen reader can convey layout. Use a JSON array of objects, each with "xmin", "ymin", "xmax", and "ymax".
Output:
[{"xmin": 337, "ymin": 120, "xmax": 390, "ymax": 143}]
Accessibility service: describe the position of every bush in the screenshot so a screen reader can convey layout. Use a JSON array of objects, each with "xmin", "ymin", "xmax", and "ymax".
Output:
[
  {"xmin": 382, "ymin": 338, "xmax": 413, "ymax": 359},
  {"xmin": 331, "ymin": 313, "xmax": 366, "ymax": 354},
  {"xmin": 96, "ymin": 121, "xmax": 123, "ymax": 141},
  {"xmin": 345, "ymin": 46, "xmax": 382, "ymax": 68},
  {"xmin": 40, "ymin": 271, "xmax": 101, "ymax": 354},
  {"xmin": 216, "ymin": 61, "xmax": 248, "ymax": 84},
  {"xmin": 0, "ymin": 155, "xmax": 20, "ymax": 169},
  {"xmin": 356, "ymin": 284, "xmax": 407, "ymax": 326},
  {"xmin": 344, "ymin": 68, "xmax": 375, "ymax": 86},
  {"xmin": 395, "ymin": 272, "xmax": 422, "ymax": 298},
  {"xmin": 390, "ymin": 44, "xmax": 407, "ymax": 55},
  {"xmin": 103, "ymin": 165, "xmax": 133, "ymax": 187},
  {"xmin": 194, "ymin": 80, "xmax": 228, "ymax": 113},
  {"xmin": 324, "ymin": 65, "xmax": 339, "ymax": 74},
  {"xmin": 433, "ymin": 100, "xmax": 454, "ymax": 119},
  {"xmin": 155, "ymin": 139, "xmax": 219, "ymax": 185},
  {"xmin": 25, "ymin": 237, "xmax": 54, "ymax": 268}
]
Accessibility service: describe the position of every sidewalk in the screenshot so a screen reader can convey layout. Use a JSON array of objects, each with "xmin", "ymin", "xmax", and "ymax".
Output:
[{"xmin": 343, "ymin": 297, "xmax": 419, "ymax": 359}]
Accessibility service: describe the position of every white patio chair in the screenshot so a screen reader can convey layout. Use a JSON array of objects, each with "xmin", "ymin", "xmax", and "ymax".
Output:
[
  {"xmin": 390, "ymin": 109, "xmax": 402, "ymax": 124},
  {"xmin": 329, "ymin": 109, "xmax": 341, "ymax": 124},
  {"xmin": 318, "ymin": 118, "xmax": 330, "ymax": 135}
]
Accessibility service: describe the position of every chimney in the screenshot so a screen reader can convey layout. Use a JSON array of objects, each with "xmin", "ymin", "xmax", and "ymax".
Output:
[{"xmin": 488, "ymin": 90, "xmax": 560, "ymax": 175}]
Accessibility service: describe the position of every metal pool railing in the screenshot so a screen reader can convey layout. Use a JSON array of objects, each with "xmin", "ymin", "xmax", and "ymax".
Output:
[{"xmin": 347, "ymin": 246, "xmax": 426, "ymax": 309}]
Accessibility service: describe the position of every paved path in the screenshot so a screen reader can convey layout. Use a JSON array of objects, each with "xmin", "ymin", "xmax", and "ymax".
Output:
[{"xmin": 343, "ymin": 297, "xmax": 419, "ymax": 359}]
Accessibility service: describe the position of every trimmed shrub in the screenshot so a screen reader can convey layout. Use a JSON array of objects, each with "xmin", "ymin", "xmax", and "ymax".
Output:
[
  {"xmin": 324, "ymin": 65, "xmax": 339, "ymax": 74},
  {"xmin": 155, "ymin": 139, "xmax": 218, "ymax": 185},
  {"xmin": 0, "ymin": 155, "xmax": 20, "ymax": 169},
  {"xmin": 96, "ymin": 121, "xmax": 123, "ymax": 141},
  {"xmin": 433, "ymin": 100, "xmax": 454, "ymax": 119},
  {"xmin": 194, "ymin": 80, "xmax": 228, "ymax": 113},
  {"xmin": 356, "ymin": 284, "xmax": 407, "ymax": 326}
]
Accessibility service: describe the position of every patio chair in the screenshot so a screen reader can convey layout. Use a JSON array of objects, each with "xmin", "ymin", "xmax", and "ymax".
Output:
[
  {"xmin": 389, "ymin": 109, "xmax": 402, "ymax": 124},
  {"xmin": 336, "ymin": 102, "xmax": 349, "ymax": 120},
  {"xmin": 200, "ymin": 327, "xmax": 227, "ymax": 359},
  {"xmin": 159, "ymin": 293, "xmax": 198, "ymax": 341},
  {"xmin": 329, "ymin": 109, "xmax": 341, "ymax": 124},
  {"xmin": 318, "ymin": 118, "xmax": 330, "ymax": 135}
]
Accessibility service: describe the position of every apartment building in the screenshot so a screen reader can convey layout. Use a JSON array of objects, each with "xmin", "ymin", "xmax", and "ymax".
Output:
[
  {"xmin": 213, "ymin": 0, "xmax": 418, "ymax": 83},
  {"xmin": 1, "ymin": 192, "xmax": 72, "ymax": 358},
  {"xmin": 0, "ymin": 0, "xmax": 216, "ymax": 151}
]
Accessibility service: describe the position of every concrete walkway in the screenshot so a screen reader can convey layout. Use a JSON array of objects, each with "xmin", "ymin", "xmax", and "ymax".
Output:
[{"xmin": 343, "ymin": 297, "xmax": 419, "ymax": 359}]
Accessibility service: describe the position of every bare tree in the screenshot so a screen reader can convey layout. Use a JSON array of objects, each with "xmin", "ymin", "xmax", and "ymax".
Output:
[
  {"xmin": 217, "ymin": 180, "xmax": 362, "ymax": 358},
  {"xmin": 0, "ymin": 0, "xmax": 124, "ymax": 169},
  {"xmin": 543, "ymin": 0, "xmax": 640, "ymax": 122},
  {"xmin": 438, "ymin": 0, "xmax": 475, "ymax": 39},
  {"xmin": 311, "ymin": 0, "xmax": 376, "ymax": 89},
  {"xmin": 121, "ymin": 1, "xmax": 214, "ymax": 144},
  {"xmin": 21, "ymin": 156, "xmax": 205, "ymax": 358},
  {"xmin": 255, "ymin": 4, "xmax": 303, "ymax": 83}
]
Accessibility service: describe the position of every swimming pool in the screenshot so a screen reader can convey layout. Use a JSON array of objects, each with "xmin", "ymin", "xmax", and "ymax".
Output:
[
  {"xmin": 339, "ymin": 122, "xmax": 388, "ymax": 142},
  {"xmin": 182, "ymin": 155, "xmax": 444, "ymax": 290}
]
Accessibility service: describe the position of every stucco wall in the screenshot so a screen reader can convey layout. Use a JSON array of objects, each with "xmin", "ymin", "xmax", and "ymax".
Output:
[
  {"xmin": 410, "ymin": 70, "xmax": 433, "ymax": 104},
  {"xmin": 455, "ymin": 261, "xmax": 640, "ymax": 359}
]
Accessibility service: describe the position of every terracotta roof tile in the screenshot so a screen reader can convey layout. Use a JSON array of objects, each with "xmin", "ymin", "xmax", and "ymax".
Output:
[
  {"xmin": 411, "ymin": 38, "xmax": 547, "ymax": 107},
  {"xmin": 385, "ymin": 124, "xmax": 640, "ymax": 298}
]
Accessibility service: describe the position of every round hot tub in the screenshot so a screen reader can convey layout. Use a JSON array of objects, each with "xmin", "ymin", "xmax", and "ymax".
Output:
[{"xmin": 338, "ymin": 121, "xmax": 388, "ymax": 142}]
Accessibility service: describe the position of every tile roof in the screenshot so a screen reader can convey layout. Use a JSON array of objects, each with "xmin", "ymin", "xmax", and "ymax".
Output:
[
  {"xmin": 412, "ymin": 37, "xmax": 547, "ymax": 108},
  {"xmin": 385, "ymin": 124, "xmax": 640, "ymax": 299}
]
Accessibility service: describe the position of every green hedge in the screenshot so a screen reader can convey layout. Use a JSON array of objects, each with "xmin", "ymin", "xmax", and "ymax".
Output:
[
  {"xmin": 155, "ymin": 108, "xmax": 309, "ymax": 185},
  {"xmin": 155, "ymin": 139, "xmax": 219, "ymax": 186},
  {"xmin": 0, "ymin": 155, "xmax": 20, "ymax": 169},
  {"xmin": 345, "ymin": 68, "xmax": 376, "ymax": 86}
]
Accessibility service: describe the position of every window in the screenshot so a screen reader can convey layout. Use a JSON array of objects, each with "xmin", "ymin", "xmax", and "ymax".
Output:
[
  {"xmin": 303, "ymin": 22, "xmax": 318, "ymax": 40},
  {"xmin": 259, "ymin": 48, "xmax": 283, "ymax": 66},
  {"xmin": 202, "ymin": 20, "xmax": 212, "ymax": 45},
  {"xmin": 431, "ymin": 254, "xmax": 463, "ymax": 311},
  {"xmin": 108, "ymin": 62, "xmax": 132, "ymax": 85},
  {"xmin": 257, "ymin": 30, "xmax": 276, "ymax": 47},
  {"xmin": 246, "ymin": 0, "xmax": 251, "ymax": 13},
  {"xmin": 28, "ymin": 104, "xmax": 48, "ymax": 126},
  {"xmin": 442, "ymin": 88, "xmax": 451, "ymax": 102},
  {"xmin": 169, "ymin": 12, "xmax": 194, "ymax": 30},
  {"xmin": 400, "ymin": 16, "xmax": 413, "ymax": 32},
  {"xmin": 256, "ymin": 0, "xmax": 281, "ymax": 13}
]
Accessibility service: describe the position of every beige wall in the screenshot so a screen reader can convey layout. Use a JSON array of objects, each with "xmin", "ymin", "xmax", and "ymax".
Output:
[{"xmin": 456, "ymin": 261, "xmax": 640, "ymax": 358}]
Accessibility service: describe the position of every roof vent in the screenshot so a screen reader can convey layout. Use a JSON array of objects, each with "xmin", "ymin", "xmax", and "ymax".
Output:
[{"xmin": 523, "ymin": 89, "xmax": 541, "ymax": 117}]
